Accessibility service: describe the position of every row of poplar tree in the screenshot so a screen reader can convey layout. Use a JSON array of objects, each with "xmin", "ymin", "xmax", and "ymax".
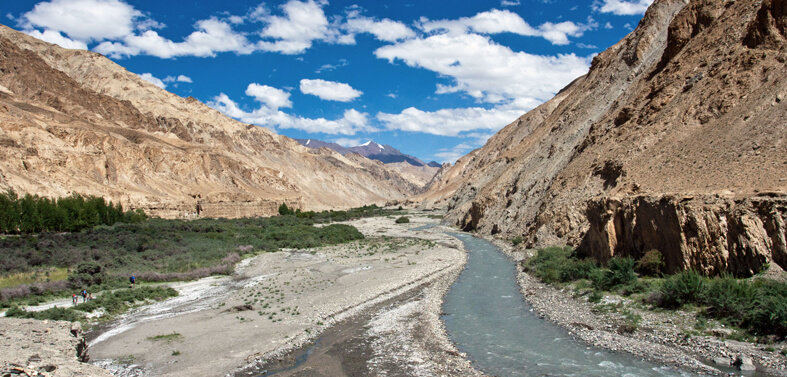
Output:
[{"xmin": 0, "ymin": 190, "xmax": 146, "ymax": 234}]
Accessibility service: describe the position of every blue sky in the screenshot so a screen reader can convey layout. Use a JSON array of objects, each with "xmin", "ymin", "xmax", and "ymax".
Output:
[{"xmin": 4, "ymin": 0, "xmax": 652, "ymax": 163}]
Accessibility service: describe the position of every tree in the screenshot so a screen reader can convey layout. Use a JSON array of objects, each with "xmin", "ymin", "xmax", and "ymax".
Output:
[{"xmin": 278, "ymin": 203, "xmax": 294, "ymax": 216}]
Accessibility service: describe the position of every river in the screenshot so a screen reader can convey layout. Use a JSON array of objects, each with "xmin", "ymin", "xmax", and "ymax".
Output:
[{"xmin": 442, "ymin": 233, "xmax": 697, "ymax": 376}]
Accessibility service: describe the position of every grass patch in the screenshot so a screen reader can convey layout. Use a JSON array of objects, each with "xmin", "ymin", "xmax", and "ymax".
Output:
[
  {"xmin": 0, "ymin": 267, "xmax": 69, "ymax": 288},
  {"xmin": 147, "ymin": 332, "xmax": 183, "ymax": 342}
]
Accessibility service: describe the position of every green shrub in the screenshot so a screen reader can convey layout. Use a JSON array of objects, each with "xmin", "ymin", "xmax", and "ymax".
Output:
[
  {"xmin": 636, "ymin": 250, "xmax": 664, "ymax": 277},
  {"xmin": 395, "ymin": 216, "xmax": 410, "ymax": 224},
  {"xmin": 512, "ymin": 236, "xmax": 523, "ymax": 246},
  {"xmin": 659, "ymin": 269, "xmax": 706, "ymax": 308},
  {"xmin": 703, "ymin": 274, "xmax": 755, "ymax": 319},
  {"xmin": 750, "ymin": 280, "xmax": 787, "ymax": 337},
  {"xmin": 67, "ymin": 261, "xmax": 107, "ymax": 289},
  {"xmin": 5, "ymin": 305, "xmax": 85, "ymax": 322},
  {"xmin": 528, "ymin": 246, "xmax": 599, "ymax": 285}
]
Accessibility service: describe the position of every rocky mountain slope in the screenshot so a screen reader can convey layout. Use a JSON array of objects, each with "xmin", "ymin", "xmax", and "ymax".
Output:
[
  {"xmin": 0, "ymin": 25, "xmax": 420, "ymax": 218},
  {"xmin": 427, "ymin": 0, "xmax": 787, "ymax": 276}
]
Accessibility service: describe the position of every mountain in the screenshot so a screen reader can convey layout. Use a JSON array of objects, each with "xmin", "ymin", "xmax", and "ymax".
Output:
[
  {"xmin": 0, "ymin": 24, "xmax": 421, "ymax": 218},
  {"xmin": 424, "ymin": 0, "xmax": 787, "ymax": 276},
  {"xmin": 294, "ymin": 138, "xmax": 350, "ymax": 155},
  {"xmin": 296, "ymin": 139, "xmax": 440, "ymax": 167}
]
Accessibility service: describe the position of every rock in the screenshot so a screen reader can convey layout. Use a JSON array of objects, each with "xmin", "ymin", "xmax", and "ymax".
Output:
[
  {"xmin": 733, "ymin": 354, "xmax": 756, "ymax": 371},
  {"xmin": 713, "ymin": 357, "xmax": 731, "ymax": 366}
]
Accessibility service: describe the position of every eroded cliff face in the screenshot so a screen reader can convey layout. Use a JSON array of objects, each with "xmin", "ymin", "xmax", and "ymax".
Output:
[
  {"xmin": 581, "ymin": 195, "xmax": 787, "ymax": 277},
  {"xmin": 432, "ymin": 0, "xmax": 787, "ymax": 275},
  {"xmin": 0, "ymin": 25, "xmax": 420, "ymax": 218}
]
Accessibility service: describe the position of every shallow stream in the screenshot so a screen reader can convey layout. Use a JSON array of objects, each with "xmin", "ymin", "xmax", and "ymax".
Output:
[{"xmin": 442, "ymin": 233, "xmax": 695, "ymax": 376}]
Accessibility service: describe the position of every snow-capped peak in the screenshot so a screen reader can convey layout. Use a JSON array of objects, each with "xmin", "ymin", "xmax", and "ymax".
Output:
[
  {"xmin": 305, "ymin": 139, "xmax": 311, "ymax": 145},
  {"xmin": 359, "ymin": 140, "xmax": 373, "ymax": 147}
]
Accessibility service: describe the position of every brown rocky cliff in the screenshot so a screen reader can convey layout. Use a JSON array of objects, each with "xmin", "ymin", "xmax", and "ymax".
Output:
[
  {"xmin": 431, "ymin": 0, "xmax": 787, "ymax": 275},
  {"xmin": 0, "ymin": 25, "xmax": 419, "ymax": 217}
]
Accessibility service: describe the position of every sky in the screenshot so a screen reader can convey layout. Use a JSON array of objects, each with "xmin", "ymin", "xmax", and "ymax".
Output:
[{"xmin": 3, "ymin": 0, "xmax": 653, "ymax": 163}]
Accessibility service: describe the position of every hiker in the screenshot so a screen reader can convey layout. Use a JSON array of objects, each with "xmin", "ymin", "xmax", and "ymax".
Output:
[
  {"xmin": 81, "ymin": 289, "xmax": 88, "ymax": 303},
  {"xmin": 72, "ymin": 294, "xmax": 78, "ymax": 305},
  {"xmin": 130, "ymin": 275, "xmax": 136, "ymax": 288},
  {"xmin": 87, "ymin": 292, "xmax": 93, "ymax": 301}
]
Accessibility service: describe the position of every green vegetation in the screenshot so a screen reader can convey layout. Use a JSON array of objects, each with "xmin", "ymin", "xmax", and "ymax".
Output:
[
  {"xmin": 147, "ymin": 332, "xmax": 183, "ymax": 342},
  {"xmin": 395, "ymin": 216, "xmax": 410, "ymax": 224},
  {"xmin": 0, "ymin": 190, "xmax": 145, "ymax": 234},
  {"xmin": 4, "ymin": 286, "xmax": 177, "ymax": 322},
  {"xmin": 511, "ymin": 236, "xmax": 523, "ymax": 246},
  {"xmin": 1, "ymin": 202, "xmax": 379, "ymax": 307},
  {"xmin": 525, "ymin": 246, "xmax": 787, "ymax": 339}
]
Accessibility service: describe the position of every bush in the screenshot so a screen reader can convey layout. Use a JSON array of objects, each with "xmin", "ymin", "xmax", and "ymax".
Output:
[
  {"xmin": 703, "ymin": 274, "xmax": 755, "ymax": 319},
  {"xmin": 395, "ymin": 216, "xmax": 410, "ymax": 224},
  {"xmin": 659, "ymin": 269, "xmax": 706, "ymax": 308},
  {"xmin": 512, "ymin": 236, "xmax": 523, "ymax": 246},
  {"xmin": 528, "ymin": 246, "xmax": 599, "ymax": 285},
  {"xmin": 5, "ymin": 305, "xmax": 85, "ymax": 322},
  {"xmin": 68, "ymin": 261, "xmax": 107, "ymax": 289},
  {"xmin": 602, "ymin": 257, "xmax": 637, "ymax": 290},
  {"xmin": 636, "ymin": 250, "xmax": 664, "ymax": 277},
  {"xmin": 750, "ymin": 280, "xmax": 787, "ymax": 337}
]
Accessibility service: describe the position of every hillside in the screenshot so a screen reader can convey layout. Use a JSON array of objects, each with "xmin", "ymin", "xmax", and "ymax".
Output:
[
  {"xmin": 427, "ymin": 0, "xmax": 787, "ymax": 276},
  {"xmin": 0, "ymin": 25, "xmax": 420, "ymax": 218}
]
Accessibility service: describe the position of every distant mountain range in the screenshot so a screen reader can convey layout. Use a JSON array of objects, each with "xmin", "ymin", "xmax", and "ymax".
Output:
[{"xmin": 296, "ymin": 139, "xmax": 441, "ymax": 168}]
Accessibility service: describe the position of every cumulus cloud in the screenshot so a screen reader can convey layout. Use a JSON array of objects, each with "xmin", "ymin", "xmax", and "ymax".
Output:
[
  {"xmin": 208, "ymin": 90, "xmax": 372, "ymax": 135},
  {"xmin": 20, "ymin": 0, "xmax": 158, "ymax": 42},
  {"xmin": 418, "ymin": 9, "xmax": 590, "ymax": 45},
  {"xmin": 25, "ymin": 29, "xmax": 88, "ymax": 49},
  {"xmin": 594, "ymin": 0, "xmax": 653, "ymax": 16},
  {"xmin": 163, "ymin": 75, "xmax": 193, "ymax": 84},
  {"xmin": 300, "ymin": 79, "xmax": 363, "ymax": 102},
  {"xmin": 94, "ymin": 18, "xmax": 254, "ymax": 58},
  {"xmin": 375, "ymin": 33, "xmax": 590, "ymax": 104},
  {"xmin": 137, "ymin": 72, "xmax": 166, "ymax": 89},
  {"xmin": 344, "ymin": 11, "xmax": 416, "ymax": 42},
  {"xmin": 332, "ymin": 138, "xmax": 362, "ymax": 147},
  {"xmin": 376, "ymin": 105, "xmax": 526, "ymax": 137},
  {"xmin": 245, "ymin": 83, "xmax": 292, "ymax": 110},
  {"xmin": 254, "ymin": 0, "xmax": 345, "ymax": 54},
  {"xmin": 434, "ymin": 143, "xmax": 476, "ymax": 163}
]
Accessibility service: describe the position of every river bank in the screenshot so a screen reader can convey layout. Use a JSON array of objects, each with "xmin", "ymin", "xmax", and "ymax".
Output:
[
  {"xmin": 85, "ymin": 214, "xmax": 482, "ymax": 377},
  {"xmin": 486, "ymin": 237, "xmax": 787, "ymax": 376}
]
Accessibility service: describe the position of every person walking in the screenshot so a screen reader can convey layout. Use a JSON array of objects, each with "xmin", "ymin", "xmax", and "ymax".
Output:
[
  {"xmin": 81, "ymin": 289, "xmax": 88, "ymax": 303},
  {"xmin": 72, "ymin": 294, "xmax": 78, "ymax": 306},
  {"xmin": 130, "ymin": 275, "xmax": 136, "ymax": 288}
]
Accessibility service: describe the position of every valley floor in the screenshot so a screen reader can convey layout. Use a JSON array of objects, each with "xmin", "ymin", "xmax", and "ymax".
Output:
[{"xmin": 86, "ymin": 215, "xmax": 481, "ymax": 377}]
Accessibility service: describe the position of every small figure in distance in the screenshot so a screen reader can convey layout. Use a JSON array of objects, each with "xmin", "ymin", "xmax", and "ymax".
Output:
[
  {"xmin": 72, "ymin": 293, "xmax": 78, "ymax": 306},
  {"xmin": 81, "ymin": 289, "xmax": 88, "ymax": 303},
  {"xmin": 87, "ymin": 292, "xmax": 93, "ymax": 301},
  {"xmin": 130, "ymin": 275, "xmax": 136, "ymax": 288}
]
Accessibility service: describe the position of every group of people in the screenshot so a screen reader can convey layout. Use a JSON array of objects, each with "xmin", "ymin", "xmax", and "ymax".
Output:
[
  {"xmin": 71, "ymin": 289, "xmax": 92, "ymax": 305},
  {"xmin": 69, "ymin": 276, "xmax": 136, "ymax": 306}
]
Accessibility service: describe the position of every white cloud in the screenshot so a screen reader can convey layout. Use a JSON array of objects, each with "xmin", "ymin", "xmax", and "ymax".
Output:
[
  {"xmin": 300, "ymin": 79, "xmax": 363, "ymax": 102},
  {"xmin": 20, "ymin": 0, "xmax": 156, "ymax": 42},
  {"xmin": 25, "ymin": 29, "xmax": 88, "ymax": 50},
  {"xmin": 434, "ymin": 143, "xmax": 476, "ymax": 163},
  {"xmin": 375, "ymin": 33, "xmax": 590, "ymax": 104},
  {"xmin": 95, "ymin": 18, "xmax": 254, "ymax": 58},
  {"xmin": 163, "ymin": 75, "xmax": 193, "ymax": 84},
  {"xmin": 376, "ymin": 105, "xmax": 527, "ymax": 137},
  {"xmin": 208, "ymin": 92, "xmax": 372, "ymax": 135},
  {"xmin": 604, "ymin": 22, "xmax": 614, "ymax": 29},
  {"xmin": 137, "ymin": 72, "xmax": 166, "ymax": 89},
  {"xmin": 576, "ymin": 42, "xmax": 598, "ymax": 49},
  {"xmin": 344, "ymin": 12, "xmax": 416, "ymax": 42},
  {"xmin": 245, "ymin": 83, "xmax": 292, "ymax": 110},
  {"xmin": 418, "ymin": 9, "xmax": 590, "ymax": 45},
  {"xmin": 595, "ymin": 0, "xmax": 653, "ymax": 16},
  {"xmin": 332, "ymin": 138, "xmax": 362, "ymax": 147},
  {"xmin": 315, "ymin": 59, "xmax": 348, "ymax": 73},
  {"xmin": 254, "ymin": 0, "xmax": 344, "ymax": 54},
  {"xmin": 500, "ymin": 0, "xmax": 521, "ymax": 6}
]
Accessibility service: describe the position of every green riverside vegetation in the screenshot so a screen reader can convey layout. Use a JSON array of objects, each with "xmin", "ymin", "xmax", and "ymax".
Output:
[
  {"xmin": 1, "ymin": 200, "xmax": 392, "ymax": 313},
  {"xmin": 524, "ymin": 246, "xmax": 787, "ymax": 339}
]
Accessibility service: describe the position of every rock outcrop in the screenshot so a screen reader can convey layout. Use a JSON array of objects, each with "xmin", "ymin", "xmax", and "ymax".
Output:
[
  {"xmin": 428, "ymin": 0, "xmax": 787, "ymax": 275},
  {"xmin": 0, "ymin": 319, "xmax": 112, "ymax": 377},
  {"xmin": 0, "ymin": 25, "xmax": 419, "ymax": 218}
]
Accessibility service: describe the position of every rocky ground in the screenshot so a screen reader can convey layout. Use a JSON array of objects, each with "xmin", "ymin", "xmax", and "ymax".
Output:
[
  {"xmin": 488, "ymin": 237, "xmax": 787, "ymax": 377},
  {"xmin": 0, "ymin": 319, "xmax": 112, "ymax": 377},
  {"xmin": 81, "ymin": 214, "xmax": 479, "ymax": 377}
]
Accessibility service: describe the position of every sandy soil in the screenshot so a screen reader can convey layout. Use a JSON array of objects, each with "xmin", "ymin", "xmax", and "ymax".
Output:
[{"xmin": 87, "ymin": 214, "xmax": 478, "ymax": 377}]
